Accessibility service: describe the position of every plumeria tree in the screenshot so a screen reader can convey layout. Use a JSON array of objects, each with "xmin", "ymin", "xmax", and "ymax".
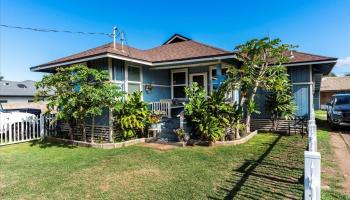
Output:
[
  {"xmin": 226, "ymin": 37, "xmax": 295, "ymax": 136},
  {"xmin": 266, "ymin": 66, "xmax": 296, "ymax": 131},
  {"xmin": 36, "ymin": 64, "xmax": 123, "ymax": 142}
]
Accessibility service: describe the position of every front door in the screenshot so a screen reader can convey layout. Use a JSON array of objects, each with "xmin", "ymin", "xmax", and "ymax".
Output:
[{"xmin": 190, "ymin": 73, "xmax": 208, "ymax": 96}]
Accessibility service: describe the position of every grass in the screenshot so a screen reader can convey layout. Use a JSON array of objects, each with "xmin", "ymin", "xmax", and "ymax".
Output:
[
  {"xmin": 0, "ymin": 133, "xmax": 306, "ymax": 200},
  {"xmin": 315, "ymin": 110, "xmax": 350, "ymax": 200}
]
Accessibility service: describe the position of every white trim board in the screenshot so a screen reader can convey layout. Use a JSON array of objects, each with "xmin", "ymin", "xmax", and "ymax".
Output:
[{"xmin": 171, "ymin": 68, "xmax": 188, "ymax": 99}]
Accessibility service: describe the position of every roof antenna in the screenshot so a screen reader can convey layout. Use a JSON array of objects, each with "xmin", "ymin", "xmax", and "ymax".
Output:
[
  {"xmin": 112, "ymin": 26, "xmax": 118, "ymax": 50},
  {"xmin": 120, "ymin": 31, "xmax": 125, "ymax": 52},
  {"xmin": 290, "ymin": 50, "xmax": 295, "ymax": 59}
]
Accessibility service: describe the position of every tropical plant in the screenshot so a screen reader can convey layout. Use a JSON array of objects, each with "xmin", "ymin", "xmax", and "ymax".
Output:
[
  {"xmin": 149, "ymin": 110, "xmax": 162, "ymax": 124},
  {"xmin": 36, "ymin": 64, "xmax": 123, "ymax": 141},
  {"xmin": 226, "ymin": 37, "xmax": 295, "ymax": 135},
  {"xmin": 184, "ymin": 82, "xmax": 239, "ymax": 141},
  {"xmin": 266, "ymin": 66, "xmax": 296, "ymax": 131},
  {"xmin": 114, "ymin": 91, "xmax": 150, "ymax": 140},
  {"xmin": 173, "ymin": 128, "xmax": 186, "ymax": 142}
]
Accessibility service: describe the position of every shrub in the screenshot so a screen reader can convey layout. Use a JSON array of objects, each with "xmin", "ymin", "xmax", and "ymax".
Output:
[
  {"xmin": 173, "ymin": 128, "xmax": 186, "ymax": 142},
  {"xmin": 114, "ymin": 91, "xmax": 150, "ymax": 140},
  {"xmin": 184, "ymin": 83, "xmax": 239, "ymax": 141}
]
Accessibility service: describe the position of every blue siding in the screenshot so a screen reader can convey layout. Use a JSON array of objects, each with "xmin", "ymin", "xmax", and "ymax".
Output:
[
  {"xmin": 288, "ymin": 66, "xmax": 310, "ymax": 83},
  {"xmin": 88, "ymin": 58, "xmax": 108, "ymax": 71},
  {"xmin": 143, "ymin": 66, "xmax": 171, "ymax": 102},
  {"xmin": 253, "ymin": 90, "xmax": 269, "ymax": 119},
  {"xmin": 314, "ymin": 91, "xmax": 320, "ymax": 110},
  {"xmin": 112, "ymin": 59, "xmax": 124, "ymax": 81},
  {"xmin": 143, "ymin": 66, "xmax": 170, "ymax": 85},
  {"xmin": 143, "ymin": 86, "xmax": 171, "ymax": 102},
  {"xmin": 293, "ymin": 85, "xmax": 310, "ymax": 117}
]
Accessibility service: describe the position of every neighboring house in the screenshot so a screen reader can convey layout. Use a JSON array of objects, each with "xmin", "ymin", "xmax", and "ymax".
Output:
[
  {"xmin": 0, "ymin": 80, "xmax": 36, "ymax": 103},
  {"xmin": 30, "ymin": 34, "xmax": 337, "ymax": 133},
  {"xmin": 319, "ymin": 76, "xmax": 350, "ymax": 108}
]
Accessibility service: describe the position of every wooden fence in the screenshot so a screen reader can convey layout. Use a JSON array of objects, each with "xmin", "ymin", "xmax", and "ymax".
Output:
[{"xmin": 0, "ymin": 114, "xmax": 56, "ymax": 146}]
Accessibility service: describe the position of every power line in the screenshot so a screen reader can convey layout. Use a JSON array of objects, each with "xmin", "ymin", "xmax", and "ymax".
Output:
[{"xmin": 0, "ymin": 24, "xmax": 113, "ymax": 37}]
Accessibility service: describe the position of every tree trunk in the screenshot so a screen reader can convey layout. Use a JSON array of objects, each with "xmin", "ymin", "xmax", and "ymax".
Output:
[
  {"xmin": 91, "ymin": 116, "xmax": 95, "ymax": 143},
  {"xmin": 68, "ymin": 123, "xmax": 73, "ymax": 140},
  {"xmin": 235, "ymin": 95, "xmax": 246, "ymax": 139},
  {"xmin": 245, "ymin": 81, "xmax": 259, "ymax": 134},
  {"xmin": 81, "ymin": 119, "xmax": 87, "ymax": 142}
]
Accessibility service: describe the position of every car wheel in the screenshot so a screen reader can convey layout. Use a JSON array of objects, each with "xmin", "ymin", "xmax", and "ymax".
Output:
[{"xmin": 330, "ymin": 121, "xmax": 338, "ymax": 131}]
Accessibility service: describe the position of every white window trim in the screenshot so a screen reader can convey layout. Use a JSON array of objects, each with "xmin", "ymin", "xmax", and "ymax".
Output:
[
  {"xmin": 124, "ymin": 62, "xmax": 143, "ymax": 99},
  {"xmin": 171, "ymin": 68, "xmax": 188, "ymax": 99},
  {"xmin": 189, "ymin": 72, "xmax": 208, "ymax": 96}
]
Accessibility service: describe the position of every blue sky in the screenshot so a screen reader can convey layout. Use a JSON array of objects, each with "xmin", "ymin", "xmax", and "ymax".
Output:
[{"xmin": 1, "ymin": 0, "xmax": 350, "ymax": 81}]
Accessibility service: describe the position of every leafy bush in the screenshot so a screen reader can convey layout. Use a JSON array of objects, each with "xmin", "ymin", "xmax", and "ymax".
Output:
[
  {"xmin": 266, "ymin": 66, "xmax": 296, "ymax": 131},
  {"xmin": 173, "ymin": 128, "xmax": 186, "ymax": 142},
  {"xmin": 114, "ymin": 91, "xmax": 150, "ymax": 140},
  {"xmin": 184, "ymin": 83, "xmax": 239, "ymax": 141}
]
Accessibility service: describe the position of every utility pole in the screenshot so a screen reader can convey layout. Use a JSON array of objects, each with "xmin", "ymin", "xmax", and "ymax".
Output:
[
  {"xmin": 120, "ymin": 31, "xmax": 124, "ymax": 52},
  {"xmin": 112, "ymin": 26, "xmax": 117, "ymax": 50}
]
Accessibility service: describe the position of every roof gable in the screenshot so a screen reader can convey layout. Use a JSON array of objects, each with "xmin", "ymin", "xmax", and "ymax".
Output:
[{"xmin": 163, "ymin": 34, "xmax": 190, "ymax": 45}]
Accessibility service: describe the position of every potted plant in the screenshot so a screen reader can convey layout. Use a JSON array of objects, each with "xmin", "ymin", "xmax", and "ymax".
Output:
[
  {"xmin": 173, "ymin": 128, "xmax": 186, "ymax": 142},
  {"xmin": 149, "ymin": 111, "xmax": 162, "ymax": 129}
]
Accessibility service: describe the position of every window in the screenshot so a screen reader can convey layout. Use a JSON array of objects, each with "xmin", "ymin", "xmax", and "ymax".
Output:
[
  {"xmin": 210, "ymin": 66, "xmax": 239, "ymax": 103},
  {"xmin": 126, "ymin": 65, "xmax": 142, "ymax": 95},
  {"xmin": 0, "ymin": 100, "xmax": 8, "ymax": 103},
  {"xmin": 171, "ymin": 69, "xmax": 188, "ymax": 99},
  {"xmin": 28, "ymin": 100, "xmax": 34, "ymax": 103}
]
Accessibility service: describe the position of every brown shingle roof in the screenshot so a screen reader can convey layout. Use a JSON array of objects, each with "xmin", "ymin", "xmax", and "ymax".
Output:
[
  {"xmin": 286, "ymin": 51, "xmax": 336, "ymax": 64},
  {"xmin": 32, "ymin": 36, "xmax": 337, "ymax": 70},
  {"xmin": 146, "ymin": 40, "xmax": 231, "ymax": 62},
  {"xmin": 321, "ymin": 77, "xmax": 350, "ymax": 92}
]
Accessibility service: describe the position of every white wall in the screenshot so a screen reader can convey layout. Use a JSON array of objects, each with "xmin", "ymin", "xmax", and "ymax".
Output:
[{"xmin": 0, "ymin": 96, "xmax": 34, "ymax": 103}]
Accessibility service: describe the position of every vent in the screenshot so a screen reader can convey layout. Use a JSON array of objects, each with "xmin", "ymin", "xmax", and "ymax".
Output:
[{"xmin": 17, "ymin": 84, "xmax": 27, "ymax": 88}]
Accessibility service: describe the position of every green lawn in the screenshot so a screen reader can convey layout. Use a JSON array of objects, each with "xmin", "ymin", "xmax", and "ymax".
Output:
[
  {"xmin": 316, "ymin": 110, "xmax": 350, "ymax": 200},
  {"xmin": 0, "ymin": 133, "xmax": 306, "ymax": 200}
]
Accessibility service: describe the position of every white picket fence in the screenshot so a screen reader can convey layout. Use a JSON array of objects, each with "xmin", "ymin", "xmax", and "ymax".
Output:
[
  {"xmin": 304, "ymin": 109, "xmax": 321, "ymax": 200},
  {"xmin": 0, "ymin": 114, "xmax": 56, "ymax": 146}
]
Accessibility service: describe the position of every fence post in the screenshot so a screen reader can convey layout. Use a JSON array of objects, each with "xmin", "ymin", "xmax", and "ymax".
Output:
[
  {"xmin": 167, "ymin": 102, "xmax": 171, "ymax": 118},
  {"xmin": 40, "ymin": 115, "xmax": 45, "ymax": 138},
  {"xmin": 308, "ymin": 123, "xmax": 317, "ymax": 152},
  {"xmin": 304, "ymin": 151, "xmax": 321, "ymax": 200}
]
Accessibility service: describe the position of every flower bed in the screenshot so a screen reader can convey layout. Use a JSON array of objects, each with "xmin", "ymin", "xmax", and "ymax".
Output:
[{"xmin": 187, "ymin": 130, "xmax": 258, "ymax": 146}]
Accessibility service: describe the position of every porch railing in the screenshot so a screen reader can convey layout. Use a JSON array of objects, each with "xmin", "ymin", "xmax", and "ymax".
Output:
[{"xmin": 149, "ymin": 102, "xmax": 171, "ymax": 118}]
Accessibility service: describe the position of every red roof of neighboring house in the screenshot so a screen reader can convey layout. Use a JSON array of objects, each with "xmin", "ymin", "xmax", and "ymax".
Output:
[{"xmin": 31, "ymin": 34, "xmax": 337, "ymax": 70}]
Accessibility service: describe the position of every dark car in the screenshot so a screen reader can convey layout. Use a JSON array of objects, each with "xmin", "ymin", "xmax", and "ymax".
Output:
[{"xmin": 326, "ymin": 94, "xmax": 350, "ymax": 129}]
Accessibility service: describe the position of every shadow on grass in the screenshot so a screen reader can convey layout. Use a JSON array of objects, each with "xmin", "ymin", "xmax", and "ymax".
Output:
[
  {"xmin": 209, "ymin": 134, "xmax": 305, "ymax": 200},
  {"xmin": 29, "ymin": 139, "xmax": 77, "ymax": 149}
]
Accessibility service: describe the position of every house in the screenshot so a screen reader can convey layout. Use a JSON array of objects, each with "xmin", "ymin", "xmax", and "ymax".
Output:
[
  {"xmin": 0, "ymin": 80, "xmax": 46, "ymax": 112},
  {"xmin": 0, "ymin": 80, "xmax": 37, "ymax": 103},
  {"xmin": 30, "ymin": 34, "xmax": 337, "ymax": 136},
  {"xmin": 319, "ymin": 76, "xmax": 350, "ymax": 108}
]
